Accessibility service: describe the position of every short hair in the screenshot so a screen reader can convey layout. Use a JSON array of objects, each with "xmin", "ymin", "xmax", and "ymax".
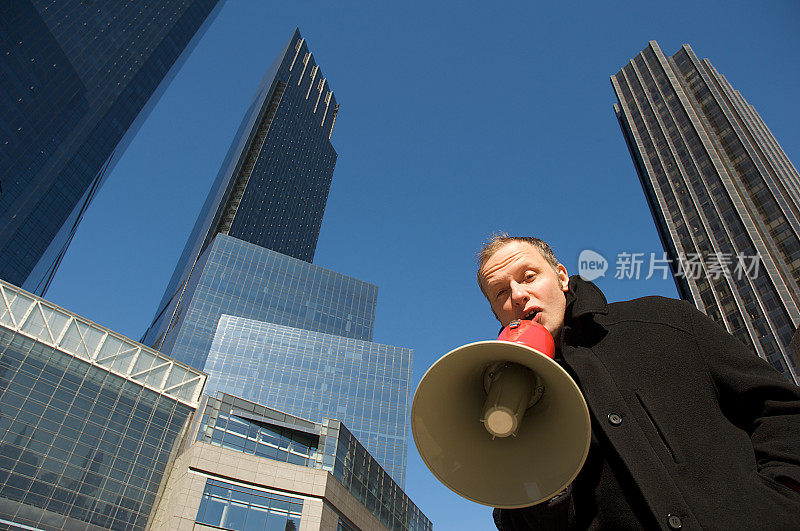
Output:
[{"xmin": 476, "ymin": 234, "xmax": 560, "ymax": 296}]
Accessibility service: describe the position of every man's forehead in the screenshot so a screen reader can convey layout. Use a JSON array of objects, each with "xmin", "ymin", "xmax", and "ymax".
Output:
[{"xmin": 481, "ymin": 242, "xmax": 546, "ymax": 280}]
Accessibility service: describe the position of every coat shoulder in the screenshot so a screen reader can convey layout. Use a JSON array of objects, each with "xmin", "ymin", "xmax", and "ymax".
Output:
[{"xmin": 602, "ymin": 295, "xmax": 698, "ymax": 335}]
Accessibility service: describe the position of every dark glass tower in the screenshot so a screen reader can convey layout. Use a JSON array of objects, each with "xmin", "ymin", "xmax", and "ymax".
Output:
[
  {"xmin": 612, "ymin": 41, "xmax": 800, "ymax": 383},
  {"xmin": 143, "ymin": 29, "xmax": 339, "ymax": 352},
  {"xmin": 142, "ymin": 31, "xmax": 414, "ymax": 486},
  {"xmin": 0, "ymin": 0, "xmax": 223, "ymax": 296}
]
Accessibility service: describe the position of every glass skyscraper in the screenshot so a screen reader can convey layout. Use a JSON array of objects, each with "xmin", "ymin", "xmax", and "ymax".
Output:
[
  {"xmin": 0, "ymin": 278, "xmax": 205, "ymax": 530},
  {"xmin": 0, "ymin": 0, "xmax": 223, "ymax": 296},
  {"xmin": 141, "ymin": 30, "xmax": 415, "ymax": 488},
  {"xmin": 612, "ymin": 41, "xmax": 800, "ymax": 383},
  {"xmin": 143, "ymin": 29, "xmax": 339, "ymax": 352}
]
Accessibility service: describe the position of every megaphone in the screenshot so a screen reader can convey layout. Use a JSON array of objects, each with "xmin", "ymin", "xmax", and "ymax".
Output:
[{"xmin": 411, "ymin": 319, "xmax": 590, "ymax": 509}]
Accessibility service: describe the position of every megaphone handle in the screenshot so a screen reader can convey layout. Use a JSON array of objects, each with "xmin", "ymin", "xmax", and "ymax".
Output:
[{"xmin": 481, "ymin": 363, "xmax": 541, "ymax": 438}]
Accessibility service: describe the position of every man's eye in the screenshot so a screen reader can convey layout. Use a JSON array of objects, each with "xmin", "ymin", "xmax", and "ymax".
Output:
[
  {"xmin": 495, "ymin": 289, "xmax": 507, "ymax": 299},
  {"xmin": 524, "ymin": 273, "xmax": 535, "ymax": 281}
]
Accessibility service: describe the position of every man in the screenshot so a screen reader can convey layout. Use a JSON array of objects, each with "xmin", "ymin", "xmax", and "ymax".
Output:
[{"xmin": 477, "ymin": 235, "xmax": 800, "ymax": 530}]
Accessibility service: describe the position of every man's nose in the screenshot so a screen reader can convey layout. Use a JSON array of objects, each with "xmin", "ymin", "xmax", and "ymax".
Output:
[{"xmin": 510, "ymin": 281, "xmax": 529, "ymax": 305}]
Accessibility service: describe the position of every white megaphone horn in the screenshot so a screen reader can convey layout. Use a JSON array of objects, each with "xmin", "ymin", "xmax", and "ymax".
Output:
[{"xmin": 411, "ymin": 319, "xmax": 591, "ymax": 508}]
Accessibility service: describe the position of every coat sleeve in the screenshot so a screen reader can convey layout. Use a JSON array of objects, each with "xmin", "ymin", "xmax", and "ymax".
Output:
[
  {"xmin": 689, "ymin": 302, "xmax": 800, "ymax": 489},
  {"xmin": 492, "ymin": 487, "xmax": 573, "ymax": 530}
]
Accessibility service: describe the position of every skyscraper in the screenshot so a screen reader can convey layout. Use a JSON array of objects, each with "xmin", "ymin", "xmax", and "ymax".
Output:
[
  {"xmin": 143, "ymin": 29, "xmax": 339, "ymax": 353},
  {"xmin": 142, "ymin": 30, "xmax": 414, "ymax": 486},
  {"xmin": 612, "ymin": 41, "xmax": 800, "ymax": 384},
  {"xmin": 0, "ymin": 0, "xmax": 223, "ymax": 296}
]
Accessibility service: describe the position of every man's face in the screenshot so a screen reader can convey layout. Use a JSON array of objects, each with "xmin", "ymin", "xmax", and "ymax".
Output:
[{"xmin": 480, "ymin": 241, "xmax": 570, "ymax": 341}]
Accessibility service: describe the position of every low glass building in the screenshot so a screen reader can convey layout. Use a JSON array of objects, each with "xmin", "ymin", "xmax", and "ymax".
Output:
[
  {"xmin": 150, "ymin": 392, "xmax": 431, "ymax": 531},
  {"xmin": 0, "ymin": 279, "xmax": 205, "ymax": 530},
  {"xmin": 204, "ymin": 314, "xmax": 412, "ymax": 486}
]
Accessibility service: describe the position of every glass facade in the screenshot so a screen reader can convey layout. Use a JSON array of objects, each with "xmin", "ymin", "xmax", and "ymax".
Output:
[
  {"xmin": 195, "ymin": 393, "xmax": 432, "ymax": 531},
  {"xmin": 338, "ymin": 517, "xmax": 358, "ymax": 531},
  {"xmin": 0, "ymin": 0, "xmax": 222, "ymax": 296},
  {"xmin": 144, "ymin": 29, "xmax": 339, "ymax": 350},
  {"xmin": 201, "ymin": 404, "xmax": 319, "ymax": 467},
  {"xmin": 143, "ymin": 234, "xmax": 377, "ymax": 368},
  {"xmin": 195, "ymin": 478, "xmax": 303, "ymax": 531},
  {"xmin": 0, "ymin": 279, "xmax": 205, "ymax": 530},
  {"xmin": 328, "ymin": 421, "xmax": 432, "ymax": 531},
  {"xmin": 612, "ymin": 42, "xmax": 800, "ymax": 383},
  {"xmin": 204, "ymin": 314, "xmax": 412, "ymax": 487}
]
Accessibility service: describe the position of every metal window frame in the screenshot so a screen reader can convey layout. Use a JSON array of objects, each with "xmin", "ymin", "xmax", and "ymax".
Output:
[{"xmin": 0, "ymin": 279, "xmax": 206, "ymax": 406}]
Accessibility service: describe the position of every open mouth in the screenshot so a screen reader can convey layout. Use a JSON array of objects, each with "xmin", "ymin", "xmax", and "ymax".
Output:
[{"xmin": 523, "ymin": 309, "xmax": 541, "ymax": 322}]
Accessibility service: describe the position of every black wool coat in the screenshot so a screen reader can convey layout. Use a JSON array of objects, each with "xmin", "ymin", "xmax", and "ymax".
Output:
[{"xmin": 494, "ymin": 277, "xmax": 800, "ymax": 530}]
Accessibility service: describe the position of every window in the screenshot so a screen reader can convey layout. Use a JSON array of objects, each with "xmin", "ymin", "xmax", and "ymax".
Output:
[{"xmin": 196, "ymin": 479, "xmax": 302, "ymax": 531}]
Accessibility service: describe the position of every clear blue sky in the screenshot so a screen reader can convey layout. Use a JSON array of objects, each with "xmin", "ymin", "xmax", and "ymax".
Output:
[{"xmin": 44, "ymin": 1, "xmax": 799, "ymax": 529}]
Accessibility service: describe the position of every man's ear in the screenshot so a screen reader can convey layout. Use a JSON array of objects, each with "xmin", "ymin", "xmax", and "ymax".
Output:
[{"xmin": 557, "ymin": 263, "xmax": 569, "ymax": 292}]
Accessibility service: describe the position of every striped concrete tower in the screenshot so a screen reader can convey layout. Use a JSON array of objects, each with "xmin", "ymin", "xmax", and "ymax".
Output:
[{"xmin": 612, "ymin": 41, "xmax": 800, "ymax": 383}]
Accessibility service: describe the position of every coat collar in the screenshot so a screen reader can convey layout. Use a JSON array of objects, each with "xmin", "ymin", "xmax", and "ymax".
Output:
[
  {"xmin": 558, "ymin": 276, "xmax": 610, "ymax": 352},
  {"xmin": 564, "ymin": 276, "xmax": 609, "ymax": 321}
]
